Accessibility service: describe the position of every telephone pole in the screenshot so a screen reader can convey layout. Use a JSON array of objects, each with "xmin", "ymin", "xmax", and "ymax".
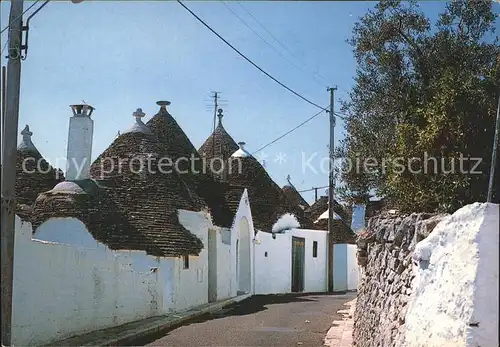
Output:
[
  {"xmin": 327, "ymin": 86, "xmax": 337, "ymax": 293},
  {"xmin": 487, "ymin": 95, "xmax": 500, "ymax": 202},
  {"xmin": 2, "ymin": 0, "xmax": 24, "ymax": 345}
]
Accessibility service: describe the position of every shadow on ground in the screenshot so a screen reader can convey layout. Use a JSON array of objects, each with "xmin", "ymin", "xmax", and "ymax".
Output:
[{"xmin": 127, "ymin": 293, "xmax": 347, "ymax": 346}]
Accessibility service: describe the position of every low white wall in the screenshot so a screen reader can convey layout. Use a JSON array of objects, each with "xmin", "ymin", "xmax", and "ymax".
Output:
[
  {"xmin": 333, "ymin": 244, "xmax": 348, "ymax": 292},
  {"xmin": 254, "ymin": 228, "xmax": 328, "ymax": 294},
  {"xmin": 347, "ymin": 244, "xmax": 359, "ymax": 291},
  {"xmin": 401, "ymin": 203, "xmax": 499, "ymax": 347},
  {"xmin": 215, "ymin": 227, "xmax": 233, "ymax": 301},
  {"xmin": 13, "ymin": 216, "xmax": 171, "ymax": 346},
  {"xmin": 175, "ymin": 210, "xmax": 210, "ymax": 311}
]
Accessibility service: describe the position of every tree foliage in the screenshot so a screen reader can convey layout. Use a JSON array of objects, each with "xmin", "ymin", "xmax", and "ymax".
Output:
[{"xmin": 337, "ymin": 0, "xmax": 500, "ymax": 213}]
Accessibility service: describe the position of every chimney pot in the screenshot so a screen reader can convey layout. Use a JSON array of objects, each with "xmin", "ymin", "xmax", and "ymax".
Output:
[
  {"xmin": 70, "ymin": 103, "xmax": 95, "ymax": 118},
  {"xmin": 66, "ymin": 104, "xmax": 94, "ymax": 180}
]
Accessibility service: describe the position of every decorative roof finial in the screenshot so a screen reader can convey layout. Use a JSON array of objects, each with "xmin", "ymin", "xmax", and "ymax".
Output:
[
  {"xmin": 17, "ymin": 124, "xmax": 39, "ymax": 153},
  {"xmin": 217, "ymin": 108, "xmax": 224, "ymax": 124},
  {"xmin": 133, "ymin": 108, "xmax": 145, "ymax": 123},
  {"xmin": 156, "ymin": 100, "xmax": 171, "ymax": 113},
  {"xmin": 286, "ymin": 174, "xmax": 291, "ymax": 184},
  {"xmin": 21, "ymin": 125, "xmax": 33, "ymax": 139},
  {"xmin": 123, "ymin": 108, "xmax": 151, "ymax": 135}
]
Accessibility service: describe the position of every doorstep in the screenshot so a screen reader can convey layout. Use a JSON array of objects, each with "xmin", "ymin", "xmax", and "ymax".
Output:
[{"xmin": 45, "ymin": 293, "xmax": 252, "ymax": 347}]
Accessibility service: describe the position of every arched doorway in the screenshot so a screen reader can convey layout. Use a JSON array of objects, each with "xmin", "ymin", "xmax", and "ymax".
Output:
[{"xmin": 238, "ymin": 217, "xmax": 251, "ymax": 294}]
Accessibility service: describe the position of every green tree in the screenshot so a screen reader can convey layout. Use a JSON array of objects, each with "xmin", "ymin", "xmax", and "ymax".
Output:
[{"xmin": 337, "ymin": 0, "xmax": 499, "ymax": 213}]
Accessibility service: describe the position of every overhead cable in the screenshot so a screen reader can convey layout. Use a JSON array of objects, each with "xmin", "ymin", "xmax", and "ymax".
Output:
[{"xmin": 177, "ymin": 0, "xmax": 325, "ymax": 110}]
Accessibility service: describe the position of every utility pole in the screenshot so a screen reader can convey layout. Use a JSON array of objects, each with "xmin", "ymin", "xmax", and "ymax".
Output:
[
  {"xmin": 487, "ymin": 95, "xmax": 500, "ymax": 202},
  {"xmin": 2, "ymin": 66, "xmax": 6, "ymax": 163},
  {"xmin": 327, "ymin": 86, "xmax": 337, "ymax": 293},
  {"xmin": 2, "ymin": 1, "xmax": 24, "ymax": 345}
]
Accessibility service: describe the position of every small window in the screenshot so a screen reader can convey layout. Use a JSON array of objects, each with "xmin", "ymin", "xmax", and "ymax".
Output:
[
  {"xmin": 183, "ymin": 254, "xmax": 189, "ymax": 269},
  {"xmin": 312, "ymin": 241, "xmax": 318, "ymax": 258},
  {"xmin": 265, "ymin": 251, "xmax": 268, "ymax": 257}
]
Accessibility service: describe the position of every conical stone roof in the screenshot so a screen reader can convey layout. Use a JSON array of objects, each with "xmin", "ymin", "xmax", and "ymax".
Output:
[
  {"xmin": 15, "ymin": 125, "xmax": 64, "ymax": 220},
  {"xmin": 32, "ymin": 113, "xmax": 204, "ymax": 257},
  {"xmin": 32, "ymin": 179, "xmax": 157, "ymax": 252},
  {"xmin": 305, "ymin": 196, "xmax": 357, "ymax": 244},
  {"xmin": 146, "ymin": 101, "xmax": 234, "ymax": 227},
  {"xmin": 282, "ymin": 184, "xmax": 310, "ymax": 210},
  {"xmin": 226, "ymin": 151, "xmax": 309, "ymax": 232},
  {"xmin": 198, "ymin": 108, "xmax": 239, "ymax": 162},
  {"xmin": 90, "ymin": 128, "xmax": 204, "ymax": 256}
]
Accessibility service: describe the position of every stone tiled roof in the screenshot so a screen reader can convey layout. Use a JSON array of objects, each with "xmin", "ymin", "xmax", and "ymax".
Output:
[
  {"xmin": 31, "ymin": 179, "xmax": 166, "ymax": 254},
  {"xmin": 16, "ymin": 149, "xmax": 64, "ymax": 207},
  {"xmin": 282, "ymin": 185, "xmax": 310, "ymax": 210},
  {"xmin": 33, "ymin": 130, "xmax": 204, "ymax": 257},
  {"xmin": 305, "ymin": 196, "xmax": 350, "ymax": 222},
  {"xmin": 305, "ymin": 196, "xmax": 357, "ymax": 244},
  {"xmin": 226, "ymin": 155, "xmax": 309, "ymax": 232},
  {"xmin": 15, "ymin": 126, "xmax": 64, "ymax": 220},
  {"xmin": 198, "ymin": 109, "xmax": 239, "ymax": 162},
  {"xmin": 91, "ymin": 131, "xmax": 205, "ymax": 256},
  {"xmin": 314, "ymin": 218, "xmax": 357, "ymax": 244},
  {"xmin": 146, "ymin": 102, "xmax": 234, "ymax": 228}
]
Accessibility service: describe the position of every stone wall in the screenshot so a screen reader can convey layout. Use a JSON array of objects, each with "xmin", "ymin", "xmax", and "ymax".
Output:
[{"xmin": 353, "ymin": 212, "xmax": 449, "ymax": 347}]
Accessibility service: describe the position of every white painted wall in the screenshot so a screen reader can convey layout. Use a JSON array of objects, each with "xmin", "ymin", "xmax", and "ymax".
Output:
[
  {"xmin": 230, "ymin": 189, "xmax": 256, "ymax": 297},
  {"xmin": 13, "ymin": 216, "xmax": 171, "ymax": 346},
  {"xmin": 401, "ymin": 203, "xmax": 499, "ymax": 347},
  {"xmin": 175, "ymin": 210, "xmax": 210, "ymax": 311},
  {"xmin": 254, "ymin": 229, "xmax": 328, "ymax": 294},
  {"xmin": 215, "ymin": 227, "xmax": 233, "ymax": 301},
  {"xmin": 12, "ymin": 189, "xmax": 256, "ymax": 345},
  {"xmin": 333, "ymin": 244, "xmax": 348, "ymax": 292},
  {"xmin": 347, "ymin": 244, "xmax": 359, "ymax": 291}
]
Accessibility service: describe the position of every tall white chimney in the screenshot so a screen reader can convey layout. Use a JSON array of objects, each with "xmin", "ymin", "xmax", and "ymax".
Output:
[{"xmin": 66, "ymin": 104, "xmax": 94, "ymax": 180}]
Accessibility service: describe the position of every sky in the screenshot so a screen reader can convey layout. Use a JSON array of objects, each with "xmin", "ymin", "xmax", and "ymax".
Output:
[{"xmin": 1, "ymin": 1, "xmax": 456, "ymax": 204}]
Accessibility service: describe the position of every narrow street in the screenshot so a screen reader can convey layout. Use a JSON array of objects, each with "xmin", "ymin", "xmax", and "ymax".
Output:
[{"xmin": 132, "ymin": 293, "xmax": 356, "ymax": 347}]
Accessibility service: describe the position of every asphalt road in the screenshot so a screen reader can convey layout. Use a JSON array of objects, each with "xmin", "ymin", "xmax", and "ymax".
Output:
[{"xmin": 133, "ymin": 292, "xmax": 356, "ymax": 347}]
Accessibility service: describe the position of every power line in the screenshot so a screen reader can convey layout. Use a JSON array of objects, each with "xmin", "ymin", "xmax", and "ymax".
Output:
[
  {"xmin": 236, "ymin": 1, "xmax": 330, "ymax": 87},
  {"xmin": 177, "ymin": 0, "xmax": 324, "ymax": 110},
  {"xmin": 252, "ymin": 106, "xmax": 329, "ymax": 154},
  {"xmin": 0, "ymin": 0, "xmax": 40, "ymax": 35},
  {"xmin": 252, "ymin": 108, "xmax": 348, "ymax": 155},
  {"xmin": 221, "ymin": 1, "xmax": 327, "ymax": 89},
  {"xmin": 298, "ymin": 185, "xmax": 329, "ymax": 193}
]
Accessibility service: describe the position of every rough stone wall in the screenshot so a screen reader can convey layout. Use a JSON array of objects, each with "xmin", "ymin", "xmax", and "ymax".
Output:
[{"xmin": 353, "ymin": 212, "xmax": 449, "ymax": 347}]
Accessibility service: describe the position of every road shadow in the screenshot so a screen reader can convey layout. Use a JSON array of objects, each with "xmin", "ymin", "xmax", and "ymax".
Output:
[{"xmin": 127, "ymin": 293, "xmax": 344, "ymax": 346}]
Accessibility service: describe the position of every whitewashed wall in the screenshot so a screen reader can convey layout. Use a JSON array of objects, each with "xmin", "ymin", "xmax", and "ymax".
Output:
[
  {"xmin": 401, "ymin": 203, "xmax": 499, "ymax": 347},
  {"xmin": 347, "ymin": 244, "xmax": 359, "ymax": 291},
  {"xmin": 333, "ymin": 244, "xmax": 348, "ymax": 292},
  {"xmin": 230, "ymin": 189, "xmax": 256, "ymax": 296},
  {"xmin": 254, "ymin": 228, "xmax": 328, "ymax": 294},
  {"xmin": 215, "ymin": 227, "xmax": 233, "ymax": 300},
  {"xmin": 13, "ymin": 216, "xmax": 171, "ymax": 346},
  {"xmin": 175, "ymin": 192, "xmax": 255, "ymax": 309},
  {"xmin": 175, "ymin": 210, "xmax": 210, "ymax": 311}
]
